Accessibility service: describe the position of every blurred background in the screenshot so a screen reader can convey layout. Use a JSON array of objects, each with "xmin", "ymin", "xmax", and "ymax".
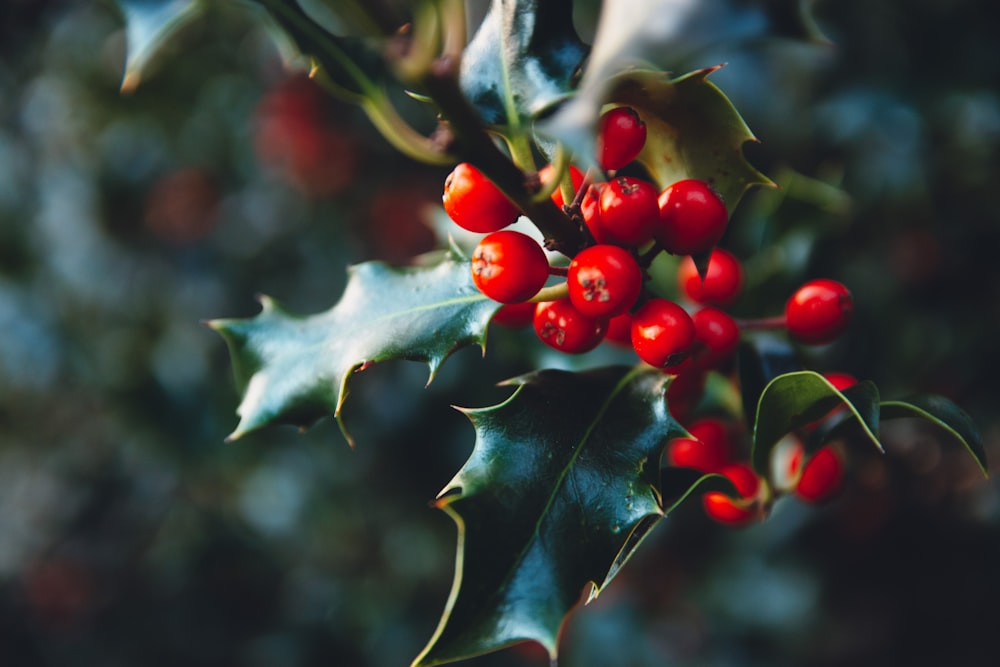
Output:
[{"xmin": 1, "ymin": 0, "xmax": 999, "ymax": 665}]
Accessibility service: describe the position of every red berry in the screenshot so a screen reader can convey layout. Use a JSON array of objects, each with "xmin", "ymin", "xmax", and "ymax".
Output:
[
  {"xmin": 604, "ymin": 312, "xmax": 633, "ymax": 347},
  {"xmin": 794, "ymin": 445, "xmax": 845, "ymax": 504},
  {"xmin": 690, "ymin": 307, "xmax": 740, "ymax": 371},
  {"xmin": 599, "ymin": 176, "xmax": 659, "ymax": 247},
  {"xmin": 655, "ymin": 179, "xmax": 729, "ymax": 255},
  {"xmin": 491, "ymin": 302, "xmax": 536, "ymax": 328},
  {"xmin": 666, "ymin": 366, "xmax": 707, "ymax": 421},
  {"xmin": 596, "ymin": 106, "xmax": 647, "ymax": 171},
  {"xmin": 471, "ymin": 230, "xmax": 549, "ymax": 303},
  {"xmin": 567, "ymin": 245, "xmax": 643, "ymax": 319},
  {"xmin": 540, "ymin": 163, "xmax": 585, "ymax": 208},
  {"xmin": 630, "ymin": 298, "xmax": 696, "ymax": 368},
  {"xmin": 677, "ymin": 248, "xmax": 745, "ymax": 307},
  {"xmin": 443, "ymin": 162, "xmax": 520, "ymax": 233},
  {"xmin": 785, "ymin": 279, "xmax": 854, "ymax": 345},
  {"xmin": 824, "ymin": 371, "xmax": 857, "ymax": 391},
  {"xmin": 533, "ymin": 300, "xmax": 607, "ymax": 354},
  {"xmin": 581, "ymin": 183, "xmax": 607, "ymax": 243},
  {"xmin": 666, "ymin": 417, "xmax": 734, "ymax": 473},
  {"xmin": 702, "ymin": 462, "xmax": 763, "ymax": 527}
]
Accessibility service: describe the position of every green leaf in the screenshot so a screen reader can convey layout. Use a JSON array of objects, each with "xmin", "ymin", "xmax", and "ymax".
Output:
[
  {"xmin": 459, "ymin": 0, "xmax": 589, "ymax": 126},
  {"xmin": 881, "ymin": 396, "xmax": 988, "ymax": 477},
  {"xmin": 609, "ymin": 67, "xmax": 775, "ymax": 212},
  {"xmin": 750, "ymin": 371, "xmax": 882, "ymax": 474},
  {"xmin": 414, "ymin": 366, "xmax": 685, "ymax": 666},
  {"xmin": 736, "ymin": 337, "xmax": 802, "ymax": 426},
  {"xmin": 116, "ymin": 0, "xmax": 202, "ymax": 92},
  {"xmin": 208, "ymin": 248, "xmax": 499, "ymax": 444}
]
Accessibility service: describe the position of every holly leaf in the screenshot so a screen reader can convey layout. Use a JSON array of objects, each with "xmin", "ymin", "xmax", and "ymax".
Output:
[
  {"xmin": 460, "ymin": 0, "xmax": 589, "ymax": 126},
  {"xmin": 208, "ymin": 248, "xmax": 499, "ymax": 444},
  {"xmin": 115, "ymin": 0, "xmax": 202, "ymax": 92},
  {"xmin": 750, "ymin": 370, "xmax": 882, "ymax": 474},
  {"xmin": 609, "ymin": 67, "xmax": 775, "ymax": 212},
  {"xmin": 414, "ymin": 366, "xmax": 686, "ymax": 666},
  {"xmin": 881, "ymin": 395, "xmax": 988, "ymax": 476}
]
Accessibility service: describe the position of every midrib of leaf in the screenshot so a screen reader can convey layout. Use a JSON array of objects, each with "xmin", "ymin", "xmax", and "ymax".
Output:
[
  {"xmin": 492, "ymin": 366, "xmax": 646, "ymax": 601},
  {"xmin": 368, "ymin": 293, "xmax": 491, "ymax": 323}
]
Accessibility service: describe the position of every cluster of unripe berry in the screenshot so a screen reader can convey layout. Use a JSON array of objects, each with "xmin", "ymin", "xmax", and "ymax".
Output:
[{"xmin": 442, "ymin": 106, "xmax": 855, "ymax": 369}]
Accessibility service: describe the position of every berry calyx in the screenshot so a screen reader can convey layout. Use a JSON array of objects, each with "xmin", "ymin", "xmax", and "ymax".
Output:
[
  {"xmin": 794, "ymin": 445, "xmax": 846, "ymax": 504},
  {"xmin": 630, "ymin": 298, "xmax": 696, "ymax": 368},
  {"xmin": 596, "ymin": 106, "xmax": 647, "ymax": 171},
  {"xmin": 533, "ymin": 300, "xmax": 607, "ymax": 354},
  {"xmin": 443, "ymin": 162, "xmax": 520, "ymax": 233},
  {"xmin": 702, "ymin": 462, "xmax": 764, "ymax": 528},
  {"xmin": 599, "ymin": 176, "xmax": 659, "ymax": 247},
  {"xmin": 677, "ymin": 248, "xmax": 745, "ymax": 307},
  {"xmin": 785, "ymin": 279, "xmax": 854, "ymax": 345},
  {"xmin": 655, "ymin": 179, "xmax": 729, "ymax": 255},
  {"xmin": 567, "ymin": 245, "xmax": 643, "ymax": 319},
  {"xmin": 471, "ymin": 230, "xmax": 549, "ymax": 304}
]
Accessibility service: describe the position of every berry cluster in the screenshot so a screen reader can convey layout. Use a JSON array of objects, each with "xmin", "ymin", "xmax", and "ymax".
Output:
[{"xmin": 442, "ymin": 106, "xmax": 857, "ymax": 523}]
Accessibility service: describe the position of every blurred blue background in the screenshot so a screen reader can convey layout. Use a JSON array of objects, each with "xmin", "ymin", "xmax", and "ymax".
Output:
[{"xmin": 1, "ymin": 1, "xmax": 999, "ymax": 665}]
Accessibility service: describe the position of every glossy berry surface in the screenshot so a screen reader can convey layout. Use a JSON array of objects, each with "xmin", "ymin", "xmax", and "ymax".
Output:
[
  {"xmin": 690, "ymin": 307, "xmax": 740, "ymax": 371},
  {"xmin": 596, "ymin": 106, "xmax": 647, "ymax": 171},
  {"xmin": 599, "ymin": 176, "xmax": 659, "ymax": 247},
  {"xmin": 540, "ymin": 163, "xmax": 585, "ymax": 209},
  {"xmin": 666, "ymin": 417, "xmax": 733, "ymax": 473},
  {"xmin": 580, "ymin": 183, "xmax": 607, "ymax": 243},
  {"xmin": 443, "ymin": 162, "xmax": 520, "ymax": 233},
  {"xmin": 702, "ymin": 462, "xmax": 762, "ymax": 527},
  {"xmin": 604, "ymin": 312, "xmax": 632, "ymax": 347},
  {"xmin": 471, "ymin": 230, "xmax": 549, "ymax": 304},
  {"xmin": 655, "ymin": 179, "xmax": 729, "ymax": 255},
  {"xmin": 567, "ymin": 245, "xmax": 643, "ymax": 319},
  {"xmin": 630, "ymin": 298, "xmax": 696, "ymax": 368},
  {"xmin": 533, "ymin": 300, "xmax": 607, "ymax": 354},
  {"xmin": 785, "ymin": 279, "xmax": 854, "ymax": 345},
  {"xmin": 794, "ymin": 445, "xmax": 846, "ymax": 504},
  {"xmin": 677, "ymin": 248, "xmax": 745, "ymax": 307}
]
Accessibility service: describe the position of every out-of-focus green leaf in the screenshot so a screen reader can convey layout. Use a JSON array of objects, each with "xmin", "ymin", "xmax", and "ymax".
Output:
[
  {"xmin": 459, "ymin": 0, "xmax": 588, "ymax": 126},
  {"xmin": 414, "ymin": 366, "xmax": 685, "ymax": 666},
  {"xmin": 116, "ymin": 0, "xmax": 202, "ymax": 92},
  {"xmin": 208, "ymin": 248, "xmax": 499, "ymax": 444},
  {"xmin": 750, "ymin": 371, "xmax": 881, "ymax": 474},
  {"xmin": 736, "ymin": 337, "xmax": 802, "ymax": 426},
  {"xmin": 610, "ymin": 67, "xmax": 775, "ymax": 212},
  {"xmin": 881, "ymin": 396, "xmax": 988, "ymax": 476}
]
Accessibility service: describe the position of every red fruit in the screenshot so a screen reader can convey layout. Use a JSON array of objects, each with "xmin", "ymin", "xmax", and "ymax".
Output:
[
  {"xmin": 785, "ymin": 279, "xmax": 854, "ymax": 345},
  {"xmin": 540, "ymin": 163, "xmax": 585, "ymax": 209},
  {"xmin": 567, "ymin": 245, "xmax": 643, "ymax": 319},
  {"xmin": 655, "ymin": 179, "xmax": 729, "ymax": 255},
  {"xmin": 795, "ymin": 445, "xmax": 846, "ymax": 504},
  {"xmin": 666, "ymin": 366, "xmax": 707, "ymax": 421},
  {"xmin": 702, "ymin": 462, "xmax": 763, "ymax": 527},
  {"xmin": 677, "ymin": 248, "xmax": 745, "ymax": 307},
  {"xmin": 533, "ymin": 300, "xmax": 607, "ymax": 354},
  {"xmin": 599, "ymin": 176, "xmax": 659, "ymax": 247},
  {"xmin": 666, "ymin": 417, "xmax": 733, "ymax": 473},
  {"xmin": 631, "ymin": 298, "xmax": 696, "ymax": 368},
  {"xmin": 596, "ymin": 106, "xmax": 647, "ymax": 171},
  {"xmin": 443, "ymin": 162, "xmax": 520, "ymax": 233},
  {"xmin": 491, "ymin": 302, "xmax": 537, "ymax": 328},
  {"xmin": 471, "ymin": 230, "xmax": 549, "ymax": 303},
  {"xmin": 690, "ymin": 307, "xmax": 740, "ymax": 371},
  {"xmin": 824, "ymin": 372, "xmax": 857, "ymax": 391},
  {"xmin": 604, "ymin": 312, "xmax": 633, "ymax": 347},
  {"xmin": 581, "ymin": 183, "xmax": 607, "ymax": 243}
]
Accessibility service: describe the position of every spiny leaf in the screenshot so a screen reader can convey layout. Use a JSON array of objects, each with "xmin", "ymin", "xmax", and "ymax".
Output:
[
  {"xmin": 881, "ymin": 396, "xmax": 988, "ymax": 477},
  {"xmin": 751, "ymin": 370, "xmax": 882, "ymax": 474},
  {"xmin": 414, "ymin": 366, "xmax": 686, "ymax": 666},
  {"xmin": 208, "ymin": 248, "xmax": 499, "ymax": 444},
  {"xmin": 116, "ymin": 0, "xmax": 202, "ymax": 93},
  {"xmin": 609, "ymin": 67, "xmax": 775, "ymax": 213},
  {"xmin": 460, "ymin": 0, "xmax": 588, "ymax": 126}
]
